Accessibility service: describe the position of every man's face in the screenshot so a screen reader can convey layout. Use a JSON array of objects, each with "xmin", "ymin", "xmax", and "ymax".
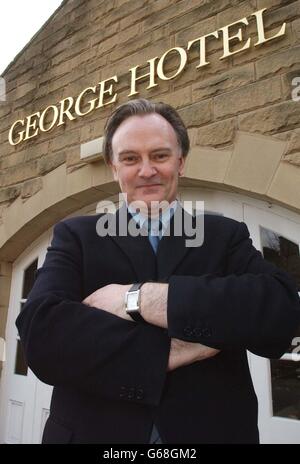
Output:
[{"xmin": 109, "ymin": 113, "xmax": 185, "ymax": 212}]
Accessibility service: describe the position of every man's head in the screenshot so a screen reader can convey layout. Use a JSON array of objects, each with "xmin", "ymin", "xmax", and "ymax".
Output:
[{"xmin": 103, "ymin": 98, "xmax": 189, "ymax": 211}]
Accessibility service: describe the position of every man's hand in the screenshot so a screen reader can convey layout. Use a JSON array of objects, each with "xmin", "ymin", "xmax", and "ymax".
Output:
[
  {"xmin": 167, "ymin": 338, "xmax": 220, "ymax": 372},
  {"xmin": 82, "ymin": 284, "xmax": 132, "ymax": 321},
  {"xmin": 82, "ymin": 284, "xmax": 220, "ymax": 372}
]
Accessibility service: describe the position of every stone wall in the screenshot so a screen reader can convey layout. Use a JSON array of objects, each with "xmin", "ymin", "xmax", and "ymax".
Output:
[{"xmin": 0, "ymin": 0, "xmax": 299, "ymax": 220}]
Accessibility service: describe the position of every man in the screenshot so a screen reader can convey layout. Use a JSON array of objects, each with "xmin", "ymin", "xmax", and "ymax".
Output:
[{"xmin": 16, "ymin": 98, "xmax": 300, "ymax": 444}]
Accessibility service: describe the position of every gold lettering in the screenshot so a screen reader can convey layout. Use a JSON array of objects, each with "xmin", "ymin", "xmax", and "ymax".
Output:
[
  {"xmin": 7, "ymin": 7, "xmax": 289, "ymax": 146},
  {"xmin": 128, "ymin": 57, "xmax": 158, "ymax": 97},
  {"xmin": 57, "ymin": 97, "xmax": 75, "ymax": 126},
  {"xmin": 187, "ymin": 31, "xmax": 219, "ymax": 68},
  {"xmin": 96, "ymin": 76, "xmax": 118, "ymax": 108},
  {"xmin": 8, "ymin": 119, "xmax": 25, "ymax": 146},
  {"xmin": 24, "ymin": 112, "xmax": 40, "ymax": 141},
  {"xmin": 75, "ymin": 87, "xmax": 97, "ymax": 116},
  {"xmin": 39, "ymin": 105, "xmax": 59, "ymax": 132},
  {"xmin": 220, "ymin": 17, "xmax": 251, "ymax": 59},
  {"xmin": 252, "ymin": 8, "xmax": 286, "ymax": 46},
  {"xmin": 157, "ymin": 47, "xmax": 187, "ymax": 80}
]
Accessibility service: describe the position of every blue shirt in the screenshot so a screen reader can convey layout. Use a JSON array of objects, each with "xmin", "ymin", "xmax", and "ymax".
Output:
[{"xmin": 127, "ymin": 199, "xmax": 178, "ymax": 238}]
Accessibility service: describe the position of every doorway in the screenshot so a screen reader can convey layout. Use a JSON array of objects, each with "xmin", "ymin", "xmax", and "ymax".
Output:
[{"xmin": 0, "ymin": 189, "xmax": 299, "ymax": 443}]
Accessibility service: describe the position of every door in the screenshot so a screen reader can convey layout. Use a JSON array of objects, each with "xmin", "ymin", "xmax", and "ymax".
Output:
[
  {"xmin": 0, "ymin": 196, "xmax": 122, "ymax": 444},
  {"xmin": 180, "ymin": 187, "xmax": 300, "ymax": 443},
  {"xmin": 0, "ymin": 231, "xmax": 53, "ymax": 444},
  {"xmin": 244, "ymin": 203, "xmax": 300, "ymax": 444}
]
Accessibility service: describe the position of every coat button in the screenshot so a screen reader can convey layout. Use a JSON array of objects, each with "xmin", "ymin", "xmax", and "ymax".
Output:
[
  {"xmin": 136, "ymin": 388, "xmax": 144, "ymax": 400},
  {"xmin": 119, "ymin": 386, "xmax": 127, "ymax": 398},
  {"xmin": 202, "ymin": 327, "xmax": 212, "ymax": 337},
  {"xmin": 127, "ymin": 387, "xmax": 135, "ymax": 399},
  {"xmin": 192, "ymin": 328, "xmax": 202, "ymax": 336},
  {"xmin": 183, "ymin": 327, "xmax": 192, "ymax": 336}
]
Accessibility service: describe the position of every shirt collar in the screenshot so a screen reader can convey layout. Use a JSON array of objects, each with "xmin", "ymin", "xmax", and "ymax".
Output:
[{"xmin": 127, "ymin": 199, "xmax": 178, "ymax": 234}]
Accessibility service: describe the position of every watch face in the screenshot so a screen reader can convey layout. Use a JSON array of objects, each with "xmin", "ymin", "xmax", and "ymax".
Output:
[{"xmin": 127, "ymin": 290, "xmax": 140, "ymax": 311}]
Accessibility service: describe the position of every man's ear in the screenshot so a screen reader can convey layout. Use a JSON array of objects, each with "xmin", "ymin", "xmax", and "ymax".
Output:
[
  {"xmin": 178, "ymin": 153, "xmax": 186, "ymax": 177},
  {"xmin": 109, "ymin": 158, "xmax": 119, "ymax": 182}
]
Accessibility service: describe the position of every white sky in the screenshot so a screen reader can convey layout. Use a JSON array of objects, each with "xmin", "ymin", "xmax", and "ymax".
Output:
[{"xmin": 0, "ymin": 0, "xmax": 63, "ymax": 75}]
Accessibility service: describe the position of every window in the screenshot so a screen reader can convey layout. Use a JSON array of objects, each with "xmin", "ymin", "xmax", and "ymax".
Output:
[
  {"xmin": 14, "ymin": 259, "xmax": 38, "ymax": 376},
  {"xmin": 260, "ymin": 227, "xmax": 300, "ymax": 420}
]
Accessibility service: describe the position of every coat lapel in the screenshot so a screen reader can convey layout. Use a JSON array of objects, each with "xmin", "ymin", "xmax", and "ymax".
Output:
[
  {"xmin": 156, "ymin": 203, "xmax": 195, "ymax": 280},
  {"xmin": 108, "ymin": 202, "xmax": 198, "ymax": 283},
  {"xmin": 109, "ymin": 203, "xmax": 157, "ymax": 282}
]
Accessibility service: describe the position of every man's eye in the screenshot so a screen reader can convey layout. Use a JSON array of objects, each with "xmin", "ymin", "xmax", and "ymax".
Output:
[
  {"xmin": 123, "ymin": 156, "xmax": 137, "ymax": 163},
  {"xmin": 154, "ymin": 153, "xmax": 168, "ymax": 160}
]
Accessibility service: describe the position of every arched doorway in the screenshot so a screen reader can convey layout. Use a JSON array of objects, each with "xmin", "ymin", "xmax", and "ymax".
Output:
[{"xmin": 0, "ymin": 188, "xmax": 299, "ymax": 443}]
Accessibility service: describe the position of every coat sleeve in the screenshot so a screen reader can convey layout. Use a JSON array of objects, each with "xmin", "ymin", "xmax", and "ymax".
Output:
[
  {"xmin": 167, "ymin": 220, "xmax": 300, "ymax": 358},
  {"xmin": 15, "ymin": 220, "xmax": 170, "ymax": 406}
]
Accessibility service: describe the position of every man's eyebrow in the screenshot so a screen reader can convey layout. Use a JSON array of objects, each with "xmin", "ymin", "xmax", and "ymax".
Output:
[
  {"xmin": 118, "ymin": 150, "xmax": 138, "ymax": 157},
  {"xmin": 150, "ymin": 147, "xmax": 172, "ymax": 153},
  {"xmin": 117, "ymin": 147, "xmax": 172, "ymax": 157}
]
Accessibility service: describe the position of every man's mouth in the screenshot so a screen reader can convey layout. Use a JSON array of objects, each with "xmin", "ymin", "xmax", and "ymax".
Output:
[{"xmin": 137, "ymin": 184, "xmax": 162, "ymax": 188}]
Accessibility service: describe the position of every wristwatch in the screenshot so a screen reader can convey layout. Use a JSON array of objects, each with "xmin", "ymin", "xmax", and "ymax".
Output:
[{"xmin": 125, "ymin": 282, "xmax": 145, "ymax": 322}]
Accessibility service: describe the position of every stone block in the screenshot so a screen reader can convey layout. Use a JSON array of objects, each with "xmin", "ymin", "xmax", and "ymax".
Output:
[
  {"xmin": 238, "ymin": 100, "xmax": 300, "ymax": 133},
  {"xmin": 196, "ymin": 118, "xmax": 237, "ymax": 147},
  {"xmin": 214, "ymin": 77, "xmax": 281, "ymax": 119},
  {"xmin": 184, "ymin": 145, "xmax": 232, "ymax": 184},
  {"xmin": 0, "ymin": 161, "xmax": 38, "ymax": 188},
  {"xmin": 192, "ymin": 62, "xmax": 254, "ymax": 100},
  {"xmin": 268, "ymin": 158, "xmax": 300, "ymax": 209},
  {"xmin": 0, "ymin": 186, "xmax": 21, "ymax": 203},
  {"xmin": 21, "ymin": 177, "xmax": 43, "ymax": 199},
  {"xmin": 178, "ymin": 99, "xmax": 213, "ymax": 127},
  {"xmin": 37, "ymin": 151, "xmax": 66, "ymax": 176},
  {"xmin": 256, "ymin": 45, "xmax": 300, "ymax": 79},
  {"xmin": 224, "ymin": 131, "xmax": 286, "ymax": 193}
]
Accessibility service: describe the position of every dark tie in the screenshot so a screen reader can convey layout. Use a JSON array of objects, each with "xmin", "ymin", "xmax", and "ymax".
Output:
[{"xmin": 147, "ymin": 219, "xmax": 163, "ymax": 444}]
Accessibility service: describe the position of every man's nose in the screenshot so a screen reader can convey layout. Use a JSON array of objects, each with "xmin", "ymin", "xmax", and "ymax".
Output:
[{"xmin": 138, "ymin": 160, "xmax": 157, "ymax": 178}]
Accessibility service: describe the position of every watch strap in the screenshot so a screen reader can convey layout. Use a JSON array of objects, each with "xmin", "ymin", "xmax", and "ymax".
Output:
[{"xmin": 130, "ymin": 282, "xmax": 144, "ymax": 292}]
